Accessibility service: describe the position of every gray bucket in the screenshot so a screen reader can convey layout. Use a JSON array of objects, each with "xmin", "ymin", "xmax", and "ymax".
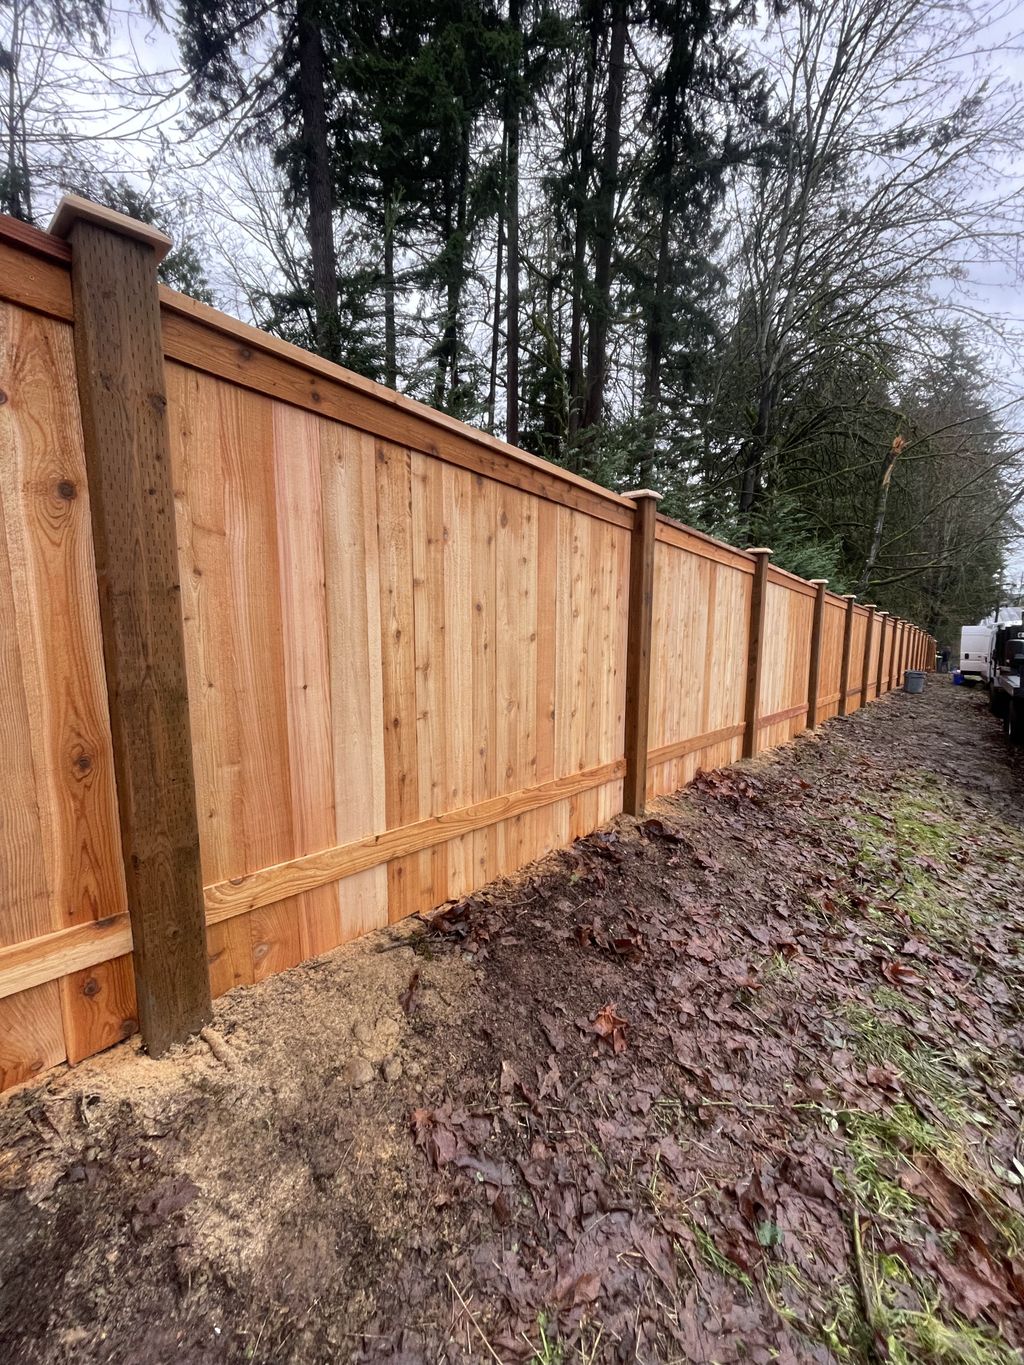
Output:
[{"xmin": 904, "ymin": 669, "xmax": 925, "ymax": 694}]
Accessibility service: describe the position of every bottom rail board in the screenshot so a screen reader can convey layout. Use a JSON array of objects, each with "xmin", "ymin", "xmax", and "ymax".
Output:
[
  {"xmin": 757, "ymin": 702, "xmax": 809, "ymax": 729},
  {"xmin": 0, "ymin": 760, "xmax": 626, "ymax": 1000},
  {"xmin": 646, "ymin": 723, "xmax": 747, "ymax": 768}
]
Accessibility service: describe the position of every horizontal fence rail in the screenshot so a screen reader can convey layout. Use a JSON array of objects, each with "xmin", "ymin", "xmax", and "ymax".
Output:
[{"xmin": 0, "ymin": 201, "xmax": 937, "ymax": 1091}]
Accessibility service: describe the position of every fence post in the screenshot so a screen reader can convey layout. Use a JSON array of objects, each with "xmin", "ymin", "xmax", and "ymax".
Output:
[
  {"xmin": 621, "ymin": 490, "xmax": 662, "ymax": 816},
  {"xmin": 806, "ymin": 579, "xmax": 829, "ymax": 729},
  {"xmin": 876, "ymin": 613, "xmax": 889, "ymax": 695},
  {"xmin": 860, "ymin": 605, "xmax": 876, "ymax": 706},
  {"xmin": 51, "ymin": 195, "xmax": 211, "ymax": 1055},
  {"xmin": 742, "ymin": 549, "xmax": 773, "ymax": 759},
  {"xmin": 838, "ymin": 594, "xmax": 857, "ymax": 717},
  {"xmin": 889, "ymin": 620, "xmax": 901, "ymax": 691}
]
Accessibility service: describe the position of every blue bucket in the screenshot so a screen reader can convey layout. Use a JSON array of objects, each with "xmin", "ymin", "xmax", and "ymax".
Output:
[{"xmin": 952, "ymin": 670, "xmax": 963, "ymax": 685}]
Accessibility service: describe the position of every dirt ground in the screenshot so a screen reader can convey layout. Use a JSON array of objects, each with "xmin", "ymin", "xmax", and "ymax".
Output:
[{"xmin": 2, "ymin": 680, "xmax": 1024, "ymax": 1365}]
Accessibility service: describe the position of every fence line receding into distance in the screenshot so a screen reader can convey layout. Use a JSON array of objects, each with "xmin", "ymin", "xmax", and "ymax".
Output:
[{"xmin": 0, "ymin": 199, "xmax": 936, "ymax": 1091}]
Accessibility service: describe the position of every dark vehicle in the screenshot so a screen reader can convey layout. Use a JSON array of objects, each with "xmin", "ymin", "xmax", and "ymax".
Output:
[{"xmin": 989, "ymin": 622, "xmax": 1024, "ymax": 741}]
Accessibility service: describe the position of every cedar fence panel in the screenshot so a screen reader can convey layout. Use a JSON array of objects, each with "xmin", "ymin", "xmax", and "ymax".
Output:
[
  {"xmin": 758, "ymin": 570, "xmax": 816, "ymax": 750},
  {"xmin": 0, "ymin": 203, "xmax": 932, "ymax": 1091},
  {"xmin": 646, "ymin": 528, "xmax": 751, "ymax": 800},
  {"xmin": 817, "ymin": 592, "xmax": 848, "ymax": 723},
  {"xmin": 847, "ymin": 606, "xmax": 869, "ymax": 713}
]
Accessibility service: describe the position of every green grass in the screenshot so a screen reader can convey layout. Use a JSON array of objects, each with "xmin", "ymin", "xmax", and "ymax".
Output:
[
  {"xmin": 842, "ymin": 1002, "xmax": 973, "ymax": 1126},
  {"xmin": 688, "ymin": 1219, "xmax": 754, "ymax": 1291},
  {"xmin": 768, "ymin": 1247, "xmax": 1023, "ymax": 1364}
]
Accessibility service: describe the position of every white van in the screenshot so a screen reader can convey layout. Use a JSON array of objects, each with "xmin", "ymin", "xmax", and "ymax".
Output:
[{"xmin": 959, "ymin": 624, "xmax": 992, "ymax": 685}]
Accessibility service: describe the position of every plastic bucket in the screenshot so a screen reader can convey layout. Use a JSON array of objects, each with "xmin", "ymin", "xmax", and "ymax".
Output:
[
  {"xmin": 904, "ymin": 670, "xmax": 925, "ymax": 694},
  {"xmin": 951, "ymin": 670, "xmax": 963, "ymax": 686}
]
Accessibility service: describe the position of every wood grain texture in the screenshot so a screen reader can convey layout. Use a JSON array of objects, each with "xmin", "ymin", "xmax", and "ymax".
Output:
[
  {"xmin": 863, "ymin": 611, "xmax": 876, "ymax": 700},
  {"xmin": 622, "ymin": 494, "xmax": 659, "ymax": 814},
  {"xmin": 654, "ymin": 517, "xmax": 754, "ymax": 574},
  {"xmin": 204, "ymin": 759, "xmax": 625, "ymax": 922},
  {"xmin": 876, "ymin": 616, "xmax": 890, "ymax": 696},
  {"xmin": 0, "ymin": 240, "xmax": 73, "ymax": 321},
  {"xmin": 0, "ymin": 220, "xmax": 934, "ymax": 1092},
  {"xmin": 0, "ymin": 300, "xmax": 131, "ymax": 1066},
  {"xmin": 0, "ymin": 915, "xmax": 131, "ymax": 1000},
  {"xmin": 272, "ymin": 403, "xmax": 339, "ymax": 960},
  {"xmin": 159, "ymin": 299, "xmax": 632, "ymax": 531},
  {"xmin": 838, "ymin": 597, "xmax": 857, "ymax": 718},
  {"xmin": 64, "ymin": 219, "xmax": 211, "ymax": 1055},
  {"xmin": 806, "ymin": 581, "xmax": 829, "ymax": 729},
  {"xmin": 321, "ymin": 424, "xmax": 388, "ymax": 944},
  {"xmin": 743, "ymin": 551, "xmax": 772, "ymax": 759},
  {"xmin": 0, "ymin": 982, "xmax": 65, "ymax": 1090}
]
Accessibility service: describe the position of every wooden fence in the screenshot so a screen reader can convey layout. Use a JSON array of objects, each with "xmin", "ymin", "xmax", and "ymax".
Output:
[{"xmin": 0, "ymin": 199, "xmax": 936, "ymax": 1092}]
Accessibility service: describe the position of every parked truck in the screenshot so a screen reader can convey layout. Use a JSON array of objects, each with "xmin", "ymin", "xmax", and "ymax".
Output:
[
  {"xmin": 989, "ymin": 622, "xmax": 1024, "ymax": 741},
  {"xmin": 958, "ymin": 624, "xmax": 992, "ymax": 685}
]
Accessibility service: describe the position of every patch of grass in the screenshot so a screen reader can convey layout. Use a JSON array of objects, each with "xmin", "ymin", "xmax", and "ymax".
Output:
[
  {"xmin": 872, "ymin": 984, "xmax": 926, "ymax": 1019},
  {"xmin": 688, "ymin": 1219, "xmax": 754, "ymax": 1291},
  {"xmin": 842, "ymin": 1003, "xmax": 972, "ymax": 1125},
  {"xmin": 841, "ymin": 1138, "xmax": 918, "ymax": 1225},
  {"xmin": 860, "ymin": 1252, "xmax": 1022, "ymax": 1365},
  {"xmin": 761, "ymin": 949, "xmax": 799, "ymax": 985},
  {"xmin": 846, "ymin": 792, "xmax": 973, "ymax": 943},
  {"xmin": 772, "ymin": 1246, "xmax": 1021, "ymax": 1365},
  {"xmin": 840, "ymin": 1105, "xmax": 1024, "ymax": 1260},
  {"xmin": 528, "ymin": 1313, "xmax": 566, "ymax": 1364}
]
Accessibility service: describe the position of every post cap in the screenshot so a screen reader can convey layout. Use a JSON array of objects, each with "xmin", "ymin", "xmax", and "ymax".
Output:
[
  {"xmin": 621, "ymin": 488, "xmax": 662, "ymax": 502},
  {"xmin": 49, "ymin": 194, "xmax": 172, "ymax": 263},
  {"xmin": 842, "ymin": 593, "xmax": 857, "ymax": 601},
  {"xmin": 809, "ymin": 578, "xmax": 829, "ymax": 586},
  {"xmin": 747, "ymin": 546, "xmax": 773, "ymax": 556}
]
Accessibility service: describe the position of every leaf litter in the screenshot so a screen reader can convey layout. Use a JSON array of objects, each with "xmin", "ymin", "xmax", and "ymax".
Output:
[{"xmin": 2, "ymin": 683, "xmax": 1024, "ymax": 1362}]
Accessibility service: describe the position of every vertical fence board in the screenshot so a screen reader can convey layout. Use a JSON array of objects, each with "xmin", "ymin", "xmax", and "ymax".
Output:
[
  {"xmin": 321, "ymin": 424, "xmax": 389, "ymax": 944},
  {"xmin": 743, "ymin": 550, "xmax": 771, "ymax": 759},
  {"xmin": 622, "ymin": 493, "xmax": 659, "ymax": 815}
]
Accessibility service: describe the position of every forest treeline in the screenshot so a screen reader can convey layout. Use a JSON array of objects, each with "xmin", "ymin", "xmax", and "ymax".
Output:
[{"xmin": 3, "ymin": 0, "xmax": 1023, "ymax": 640}]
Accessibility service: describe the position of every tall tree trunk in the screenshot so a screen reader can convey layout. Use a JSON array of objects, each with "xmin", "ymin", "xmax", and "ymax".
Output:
[
  {"xmin": 855, "ymin": 436, "xmax": 905, "ymax": 595},
  {"xmin": 295, "ymin": 0, "xmax": 338, "ymax": 360},
  {"xmin": 434, "ymin": 121, "xmax": 470, "ymax": 411},
  {"xmin": 641, "ymin": 5, "xmax": 694, "ymax": 487},
  {"xmin": 738, "ymin": 379, "xmax": 773, "ymax": 528},
  {"xmin": 582, "ymin": 0, "xmax": 627, "ymax": 432},
  {"xmin": 450, "ymin": 123, "xmax": 470, "ymax": 399},
  {"xmin": 567, "ymin": 21, "xmax": 598, "ymax": 444},
  {"xmin": 4, "ymin": 0, "xmax": 30, "ymax": 221},
  {"xmin": 504, "ymin": 0, "xmax": 521, "ymax": 447},
  {"xmin": 639, "ymin": 202, "xmax": 671, "ymax": 487},
  {"xmin": 487, "ymin": 139, "xmax": 506, "ymax": 433},
  {"xmin": 383, "ymin": 187, "xmax": 397, "ymax": 389}
]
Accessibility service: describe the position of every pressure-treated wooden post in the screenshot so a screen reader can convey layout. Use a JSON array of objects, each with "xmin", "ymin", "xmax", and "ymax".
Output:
[
  {"xmin": 742, "ymin": 549, "xmax": 772, "ymax": 758},
  {"xmin": 621, "ymin": 490, "xmax": 662, "ymax": 816},
  {"xmin": 876, "ymin": 613, "xmax": 889, "ymax": 695},
  {"xmin": 838, "ymin": 594, "xmax": 857, "ymax": 717},
  {"xmin": 860, "ymin": 605, "xmax": 876, "ymax": 706},
  {"xmin": 806, "ymin": 579, "xmax": 829, "ymax": 729},
  {"xmin": 51, "ymin": 195, "xmax": 211, "ymax": 1055},
  {"xmin": 889, "ymin": 620, "xmax": 901, "ymax": 691}
]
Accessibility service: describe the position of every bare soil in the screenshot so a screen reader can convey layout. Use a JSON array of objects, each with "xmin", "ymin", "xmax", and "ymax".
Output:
[{"xmin": 2, "ymin": 681, "xmax": 1024, "ymax": 1364}]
